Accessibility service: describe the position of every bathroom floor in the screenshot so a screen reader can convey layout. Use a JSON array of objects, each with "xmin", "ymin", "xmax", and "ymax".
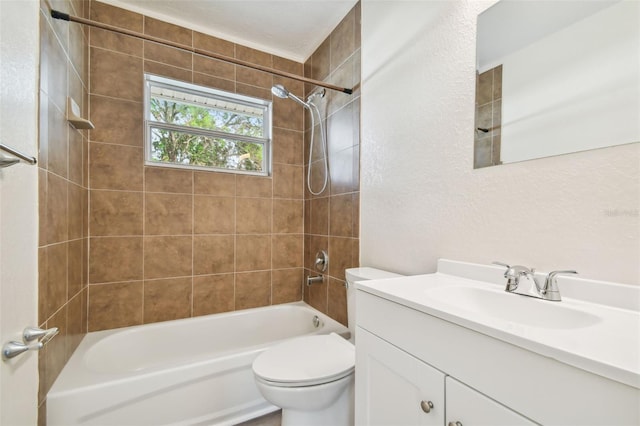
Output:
[{"xmin": 236, "ymin": 410, "xmax": 282, "ymax": 426}]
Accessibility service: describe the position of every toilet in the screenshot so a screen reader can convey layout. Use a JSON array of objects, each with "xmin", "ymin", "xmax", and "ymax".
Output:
[{"xmin": 252, "ymin": 267, "xmax": 402, "ymax": 426}]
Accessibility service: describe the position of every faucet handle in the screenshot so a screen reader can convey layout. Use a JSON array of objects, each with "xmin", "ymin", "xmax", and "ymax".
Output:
[
  {"xmin": 543, "ymin": 270, "xmax": 578, "ymax": 300},
  {"xmin": 493, "ymin": 262, "xmax": 532, "ymax": 291}
]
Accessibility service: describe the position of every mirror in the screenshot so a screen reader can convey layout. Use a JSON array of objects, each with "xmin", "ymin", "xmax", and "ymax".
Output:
[{"xmin": 474, "ymin": 0, "xmax": 639, "ymax": 169}]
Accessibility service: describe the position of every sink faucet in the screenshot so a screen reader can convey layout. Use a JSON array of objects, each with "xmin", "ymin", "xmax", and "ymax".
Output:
[{"xmin": 493, "ymin": 262, "xmax": 577, "ymax": 301}]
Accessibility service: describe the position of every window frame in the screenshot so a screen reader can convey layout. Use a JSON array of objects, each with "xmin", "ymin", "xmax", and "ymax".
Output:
[{"xmin": 144, "ymin": 74, "xmax": 273, "ymax": 176}]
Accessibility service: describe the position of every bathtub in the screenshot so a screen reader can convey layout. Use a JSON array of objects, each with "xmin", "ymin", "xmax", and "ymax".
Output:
[{"xmin": 47, "ymin": 301, "xmax": 349, "ymax": 426}]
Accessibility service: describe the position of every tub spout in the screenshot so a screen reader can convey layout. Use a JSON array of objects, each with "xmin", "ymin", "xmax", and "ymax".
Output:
[{"xmin": 306, "ymin": 275, "xmax": 324, "ymax": 286}]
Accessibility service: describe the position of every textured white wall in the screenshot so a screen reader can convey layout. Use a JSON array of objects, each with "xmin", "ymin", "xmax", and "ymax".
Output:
[{"xmin": 360, "ymin": 0, "xmax": 640, "ymax": 285}]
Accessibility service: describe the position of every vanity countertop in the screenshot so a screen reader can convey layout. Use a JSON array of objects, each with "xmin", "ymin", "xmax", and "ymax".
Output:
[{"xmin": 356, "ymin": 260, "xmax": 640, "ymax": 389}]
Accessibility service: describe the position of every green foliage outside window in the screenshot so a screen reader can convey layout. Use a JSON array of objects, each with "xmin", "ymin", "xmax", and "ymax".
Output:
[{"xmin": 145, "ymin": 75, "xmax": 271, "ymax": 175}]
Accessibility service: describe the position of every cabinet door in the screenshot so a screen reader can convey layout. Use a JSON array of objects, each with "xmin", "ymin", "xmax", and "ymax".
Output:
[
  {"xmin": 446, "ymin": 377, "xmax": 538, "ymax": 426},
  {"xmin": 355, "ymin": 327, "xmax": 445, "ymax": 426}
]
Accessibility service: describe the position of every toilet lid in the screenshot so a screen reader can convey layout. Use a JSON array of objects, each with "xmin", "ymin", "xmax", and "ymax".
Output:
[{"xmin": 253, "ymin": 333, "xmax": 355, "ymax": 386}]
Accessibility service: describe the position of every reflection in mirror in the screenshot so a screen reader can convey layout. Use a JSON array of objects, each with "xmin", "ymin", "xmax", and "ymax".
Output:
[{"xmin": 474, "ymin": 0, "xmax": 639, "ymax": 169}]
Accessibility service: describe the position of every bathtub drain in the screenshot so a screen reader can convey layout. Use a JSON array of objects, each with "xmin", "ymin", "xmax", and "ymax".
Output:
[{"xmin": 312, "ymin": 315, "xmax": 321, "ymax": 328}]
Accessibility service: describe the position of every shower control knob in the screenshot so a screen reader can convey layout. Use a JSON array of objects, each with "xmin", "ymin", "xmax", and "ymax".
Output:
[
  {"xmin": 420, "ymin": 400, "xmax": 434, "ymax": 413},
  {"xmin": 448, "ymin": 422, "xmax": 463, "ymax": 426}
]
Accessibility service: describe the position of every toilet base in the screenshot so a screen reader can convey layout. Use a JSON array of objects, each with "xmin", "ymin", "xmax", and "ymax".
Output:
[{"xmin": 280, "ymin": 379, "xmax": 354, "ymax": 426}]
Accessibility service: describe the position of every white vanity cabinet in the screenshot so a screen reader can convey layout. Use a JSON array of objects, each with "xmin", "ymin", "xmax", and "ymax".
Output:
[
  {"xmin": 356, "ymin": 327, "xmax": 535, "ymax": 426},
  {"xmin": 355, "ymin": 282, "xmax": 639, "ymax": 426},
  {"xmin": 356, "ymin": 328, "xmax": 445, "ymax": 425}
]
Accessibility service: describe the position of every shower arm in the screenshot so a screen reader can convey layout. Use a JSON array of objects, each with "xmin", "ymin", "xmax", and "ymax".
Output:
[{"xmin": 50, "ymin": 9, "xmax": 354, "ymax": 96}]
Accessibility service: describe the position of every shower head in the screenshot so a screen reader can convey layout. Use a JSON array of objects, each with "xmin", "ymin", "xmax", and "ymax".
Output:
[{"xmin": 271, "ymin": 84, "xmax": 309, "ymax": 109}]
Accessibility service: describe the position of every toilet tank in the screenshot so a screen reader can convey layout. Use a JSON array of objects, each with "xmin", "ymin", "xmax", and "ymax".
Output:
[{"xmin": 345, "ymin": 267, "xmax": 403, "ymax": 341}]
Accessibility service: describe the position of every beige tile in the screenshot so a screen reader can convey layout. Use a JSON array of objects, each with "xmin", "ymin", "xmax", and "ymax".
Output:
[
  {"xmin": 89, "ymin": 95, "xmax": 143, "ymax": 146},
  {"xmin": 90, "ymin": 48, "xmax": 143, "ymax": 102},
  {"xmin": 42, "ymin": 20, "xmax": 68, "ymax": 112},
  {"xmin": 193, "ymin": 55, "xmax": 235, "ymax": 80},
  {"xmin": 272, "ymin": 268, "xmax": 303, "ymax": 304},
  {"xmin": 44, "ymin": 306, "xmax": 67, "ymax": 397},
  {"xmin": 328, "ymin": 277, "xmax": 347, "ymax": 326},
  {"xmin": 235, "ymin": 271, "xmax": 271, "ymax": 310},
  {"xmin": 90, "ymin": 1, "xmax": 143, "ymax": 32},
  {"xmin": 309, "ymin": 197, "xmax": 328, "ymax": 235},
  {"xmin": 476, "ymin": 69, "xmax": 493, "ymax": 106},
  {"xmin": 310, "ymin": 38, "xmax": 330, "ymax": 81},
  {"xmin": 236, "ymin": 175, "xmax": 272, "ymax": 197},
  {"xmin": 194, "ymin": 196, "xmax": 235, "ymax": 234},
  {"xmin": 352, "ymin": 193, "xmax": 360, "ymax": 238},
  {"xmin": 273, "ymin": 96, "xmax": 304, "ymax": 131},
  {"xmin": 68, "ymin": 129, "xmax": 84, "ymax": 186},
  {"xmin": 67, "ymin": 239, "xmax": 84, "ymax": 299},
  {"xmin": 493, "ymin": 65, "xmax": 503, "ymax": 100},
  {"xmin": 144, "ymin": 60, "xmax": 193, "ymax": 82},
  {"xmin": 236, "ymin": 198, "xmax": 272, "ymax": 234},
  {"xmin": 304, "ymin": 234, "xmax": 328, "ymax": 271},
  {"xmin": 329, "ymin": 194, "xmax": 353, "ymax": 237},
  {"xmin": 272, "ymin": 127, "xmax": 303, "ymax": 166},
  {"xmin": 145, "ymin": 167, "xmax": 193, "ymax": 193},
  {"xmin": 66, "ymin": 291, "xmax": 85, "ymax": 358},
  {"xmin": 194, "ymin": 171, "xmax": 235, "ymax": 196},
  {"xmin": 193, "ymin": 72, "xmax": 235, "ymax": 93},
  {"xmin": 144, "ymin": 41, "xmax": 192, "ymax": 69},
  {"xmin": 328, "ymin": 237, "xmax": 357, "ymax": 281},
  {"xmin": 193, "ymin": 235, "xmax": 234, "ymax": 275},
  {"xmin": 89, "ymin": 142, "xmax": 143, "ymax": 191},
  {"xmin": 144, "ymin": 16, "xmax": 192, "ymax": 46},
  {"xmin": 38, "ymin": 248, "xmax": 47, "ymax": 325},
  {"xmin": 38, "ymin": 93, "xmax": 49, "ymax": 170},
  {"xmin": 193, "ymin": 32, "xmax": 235, "ymax": 57},
  {"xmin": 88, "ymin": 281, "xmax": 143, "ymax": 331},
  {"xmin": 273, "ymin": 56, "xmax": 303, "ymax": 76},
  {"xmin": 236, "ymin": 235, "xmax": 271, "ymax": 272},
  {"xmin": 144, "ymin": 236, "xmax": 192, "ymax": 279},
  {"xmin": 273, "ymin": 164, "xmax": 303, "ymax": 199},
  {"xmin": 143, "ymin": 277, "xmax": 192, "ymax": 323},
  {"xmin": 145, "ymin": 193, "xmax": 193, "ymax": 235},
  {"xmin": 236, "ymin": 45, "xmax": 272, "ymax": 67},
  {"xmin": 46, "ymin": 172, "xmax": 68, "ymax": 244},
  {"xmin": 47, "ymin": 98, "xmax": 68, "ymax": 179},
  {"xmin": 89, "ymin": 237, "xmax": 143, "ymax": 283},
  {"xmin": 235, "ymin": 84, "xmax": 271, "ymax": 100},
  {"xmin": 330, "ymin": 7, "xmax": 356, "ymax": 71},
  {"xmin": 44, "ymin": 243, "xmax": 67, "ymax": 321},
  {"xmin": 90, "ymin": 190, "xmax": 143, "ymax": 236},
  {"xmin": 193, "ymin": 274, "xmax": 234, "ymax": 316},
  {"xmin": 303, "ymin": 268, "xmax": 327, "ymax": 314},
  {"xmin": 89, "ymin": 27, "xmax": 143, "ymax": 57},
  {"xmin": 328, "ymin": 146, "xmax": 357, "ymax": 195},
  {"xmin": 273, "ymin": 199, "xmax": 303, "ymax": 234},
  {"xmin": 272, "ymin": 235, "xmax": 303, "ymax": 269},
  {"xmin": 327, "ymin": 101, "xmax": 356, "ymax": 153},
  {"xmin": 68, "ymin": 182, "xmax": 84, "ymax": 240},
  {"xmin": 236, "ymin": 67, "xmax": 272, "ymax": 90}
]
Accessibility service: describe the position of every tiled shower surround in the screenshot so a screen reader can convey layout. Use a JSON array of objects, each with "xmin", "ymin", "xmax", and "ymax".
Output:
[
  {"xmin": 37, "ymin": 0, "xmax": 360, "ymax": 421},
  {"xmin": 37, "ymin": 0, "xmax": 89, "ymax": 419},
  {"xmin": 303, "ymin": 4, "xmax": 361, "ymax": 324}
]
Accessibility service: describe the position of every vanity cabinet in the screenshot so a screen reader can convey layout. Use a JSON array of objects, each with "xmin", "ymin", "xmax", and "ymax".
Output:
[
  {"xmin": 356, "ymin": 327, "xmax": 535, "ymax": 426},
  {"xmin": 355, "ymin": 288, "xmax": 639, "ymax": 425}
]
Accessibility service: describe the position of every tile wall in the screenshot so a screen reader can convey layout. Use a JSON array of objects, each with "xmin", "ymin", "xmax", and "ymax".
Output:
[
  {"xmin": 37, "ymin": 0, "xmax": 89, "ymax": 421},
  {"xmin": 474, "ymin": 64, "xmax": 502, "ymax": 168},
  {"xmin": 302, "ymin": 3, "xmax": 361, "ymax": 326},
  {"xmin": 86, "ymin": 1, "xmax": 307, "ymax": 331}
]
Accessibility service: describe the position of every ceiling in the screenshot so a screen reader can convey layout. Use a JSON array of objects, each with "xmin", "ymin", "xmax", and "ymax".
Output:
[{"xmin": 98, "ymin": 0, "xmax": 358, "ymax": 63}]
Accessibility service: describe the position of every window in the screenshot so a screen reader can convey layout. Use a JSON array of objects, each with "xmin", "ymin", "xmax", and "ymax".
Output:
[{"xmin": 144, "ymin": 74, "xmax": 272, "ymax": 175}]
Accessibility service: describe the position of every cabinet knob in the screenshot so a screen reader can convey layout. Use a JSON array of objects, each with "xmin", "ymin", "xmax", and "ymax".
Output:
[
  {"xmin": 448, "ymin": 422, "xmax": 463, "ymax": 426},
  {"xmin": 420, "ymin": 400, "xmax": 434, "ymax": 413}
]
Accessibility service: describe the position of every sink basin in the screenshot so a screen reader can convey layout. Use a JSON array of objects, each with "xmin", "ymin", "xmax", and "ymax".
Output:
[{"xmin": 425, "ymin": 286, "xmax": 602, "ymax": 329}]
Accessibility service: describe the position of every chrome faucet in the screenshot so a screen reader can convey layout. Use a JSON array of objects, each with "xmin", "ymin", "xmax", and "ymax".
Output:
[{"xmin": 493, "ymin": 262, "xmax": 577, "ymax": 301}]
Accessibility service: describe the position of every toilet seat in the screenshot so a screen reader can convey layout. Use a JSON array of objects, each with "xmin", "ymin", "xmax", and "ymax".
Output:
[{"xmin": 253, "ymin": 333, "xmax": 355, "ymax": 388}]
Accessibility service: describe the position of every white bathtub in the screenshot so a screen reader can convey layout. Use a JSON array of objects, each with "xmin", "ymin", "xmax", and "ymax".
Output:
[{"xmin": 47, "ymin": 301, "xmax": 349, "ymax": 426}]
